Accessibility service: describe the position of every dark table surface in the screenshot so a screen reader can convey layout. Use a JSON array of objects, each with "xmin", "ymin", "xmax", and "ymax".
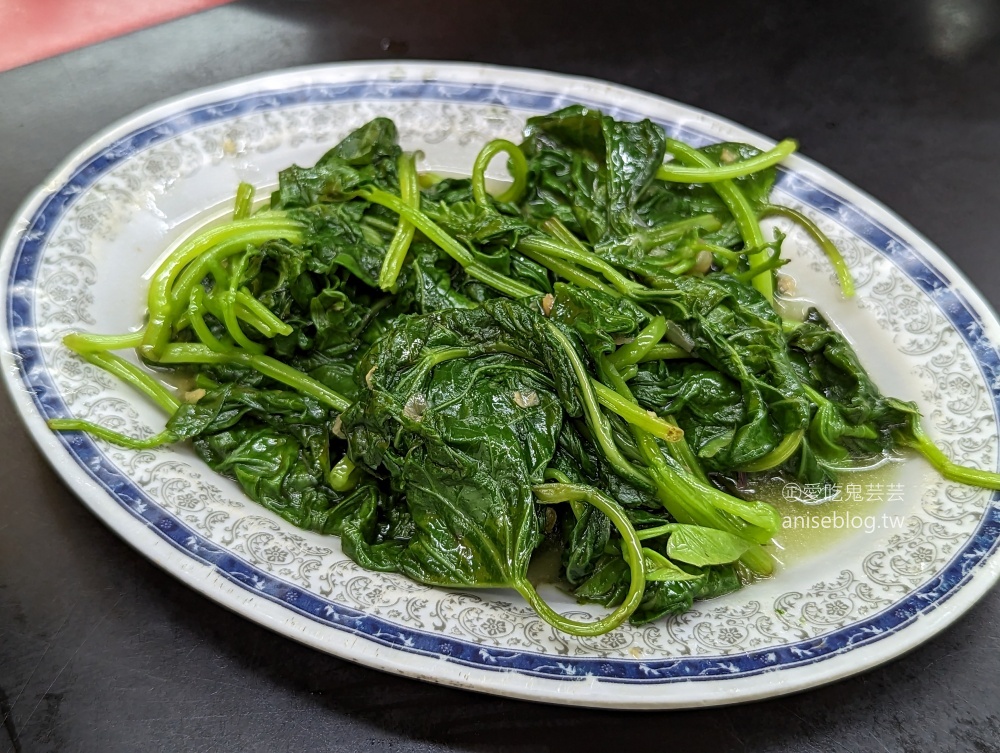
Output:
[{"xmin": 3, "ymin": 1, "xmax": 1000, "ymax": 751}]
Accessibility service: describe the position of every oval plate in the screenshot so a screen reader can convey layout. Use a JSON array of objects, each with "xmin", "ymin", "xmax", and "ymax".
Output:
[{"xmin": 3, "ymin": 62, "xmax": 999, "ymax": 708}]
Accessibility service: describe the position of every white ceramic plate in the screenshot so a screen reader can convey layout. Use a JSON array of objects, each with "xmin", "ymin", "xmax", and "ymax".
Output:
[{"xmin": 3, "ymin": 62, "xmax": 999, "ymax": 709}]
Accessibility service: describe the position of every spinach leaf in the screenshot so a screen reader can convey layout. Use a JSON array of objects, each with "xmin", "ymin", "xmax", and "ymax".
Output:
[
  {"xmin": 271, "ymin": 118, "xmax": 402, "ymax": 209},
  {"xmin": 341, "ymin": 301, "xmax": 573, "ymax": 589},
  {"xmin": 549, "ymin": 282, "xmax": 646, "ymax": 354},
  {"xmin": 168, "ymin": 384, "xmax": 344, "ymax": 532},
  {"xmin": 633, "ymin": 273, "xmax": 811, "ymax": 471}
]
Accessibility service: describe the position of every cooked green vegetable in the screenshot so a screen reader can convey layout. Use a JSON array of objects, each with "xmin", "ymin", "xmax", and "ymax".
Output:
[{"xmin": 48, "ymin": 108, "xmax": 1000, "ymax": 636}]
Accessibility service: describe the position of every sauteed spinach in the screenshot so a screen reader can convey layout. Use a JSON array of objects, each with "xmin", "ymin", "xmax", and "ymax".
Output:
[{"xmin": 49, "ymin": 107, "xmax": 1000, "ymax": 635}]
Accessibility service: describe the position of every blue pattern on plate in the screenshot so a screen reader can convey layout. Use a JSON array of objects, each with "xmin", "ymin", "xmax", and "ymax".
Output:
[{"xmin": 8, "ymin": 79, "xmax": 1000, "ymax": 683}]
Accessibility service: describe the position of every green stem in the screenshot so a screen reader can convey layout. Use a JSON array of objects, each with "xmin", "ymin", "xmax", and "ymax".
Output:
[
  {"xmin": 696, "ymin": 242, "xmax": 743, "ymax": 275},
  {"xmin": 396, "ymin": 346, "xmax": 473, "ymax": 399},
  {"xmin": 699, "ymin": 243, "xmax": 743, "ymax": 259},
  {"xmin": 656, "ymin": 139, "xmax": 797, "ymax": 183},
  {"xmin": 328, "ymin": 455, "xmax": 362, "ymax": 492},
  {"xmin": 664, "ymin": 138, "xmax": 772, "ymax": 303},
  {"xmin": 417, "ymin": 172, "xmax": 445, "ymax": 188},
  {"xmin": 234, "ymin": 289, "xmax": 293, "ymax": 337},
  {"xmin": 142, "ymin": 217, "xmax": 302, "ymax": 360},
  {"xmin": 518, "ymin": 236, "xmax": 643, "ymax": 297},
  {"xmin": 896, "ymin": 420, "xmax": 1000, "ymax": 490},
  {"xmin": 187, "ymin": 289, "xmax": 229, "ymax": 352},
  {"xmin": 636, "ymin": 523, "xmax": 685, "ymax": 540},
  {"xmin": 378, "ymin": 152, "xmax": 419, "ymax": 291},
  {"xmin": 217, "ymin": 249, "xmax": 266, "ymax": 353},
  {"xmin": 800, "ymin": 382, "xmax": 829, "ymax": 406},
  {"xmin": 526, "ymin": 483, "xmax": 645, "ymax": 635},
  {"xmin": 517, "ymin": 243, "xmax": 617, "ymax": 296},
  {"xmin": 637, "ymin": 343, "xmax": 690, "ymax": 362},
  {"xmin": 362, "ymin": 215, "xmax": 398, "ymax": 235},
  {"xmin": 619, "ymin": 364, "xmax": 638, "ymax": 381},
  {"xmin": 735, "ymin": 430, "xmax": 804, "ymax": 472},
  {"xmin": 599, "ymin": 357, "xmax": 774, "ymax": 573},
  {"xmin": 63, "ymin": 331, "xmax": 144, "ymax": 352},
  {"xmin": 542, "ymin": 320, "xmax": 654, "ymax": 492},
  {"xmin": 540, "ymin": 217, "xmax": 589, "ymax": 251},
  {"xmin": 641, "ymin": 547, "xmax": 703, "ymax": 581},
  {"xmin": 608, "ymin": 317, "xmax": 667, "ymax": 369},
  {"xmin": 734, "ymin": 245, "xmax": 786, "ymax": 284},
  {"xmin": 601, "ymin": 359, "xmax": 710, "ymax": 486},
  {"xmin": 233, "ymin": 182, "xmax": 255, "ymax": 220},
  {"xmin": 64, "ymin": 335, "xmax": 180, "ymax": 414},
  {"xmin": 635, "ymin": 432, "xmax": 775, "ymax": 573},
  {"xmin": 639, "ymin": 215, "xmax": 722, "ymax": 250},
  {"xmin": 170, "ymin": 241, "xmax": 238, "ymax": 310},
  {"xmin": 591, "ymin": 380, "xmax": 682, "ymax": 443},
  {"xmin": 361, "ymin": 188, "xmax": 540, "ymax": 299},
  {"xmin": 472, "ymin": 139, "xmax": 528, "ymax": 205},
  {"xmin": 47, "ymin": 420, "xmax": 177, "ymax": 450},
  {"xmin": 763, "ymin": 204, "xmax": 855, "ymax": 297},
  {"xmin": 180, "ymin": 290, "xmax": 280, "ymax": 343},
  {"xmin": 662, "ymin": 415, "xmax": 711, "ymax": 486},
  {"xmin": 230, "ymin": 303, "xmax": 275, "ymax": 338},
  {"xmin": 157, "ymin": 344, "xmax": 351, "ymax": 412},
  {"xmin": 219, "ymin": 294, "xmax": 264, "ymax": 355}
]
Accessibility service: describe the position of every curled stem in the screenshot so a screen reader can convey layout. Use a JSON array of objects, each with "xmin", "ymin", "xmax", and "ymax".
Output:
[
  {"xmin": 525, "ymin": 482, "xmax": 645, "ymax": 635},
  {"xmin": 472, "ymin": 139, "xmax": 528, "ymax": 205}
]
